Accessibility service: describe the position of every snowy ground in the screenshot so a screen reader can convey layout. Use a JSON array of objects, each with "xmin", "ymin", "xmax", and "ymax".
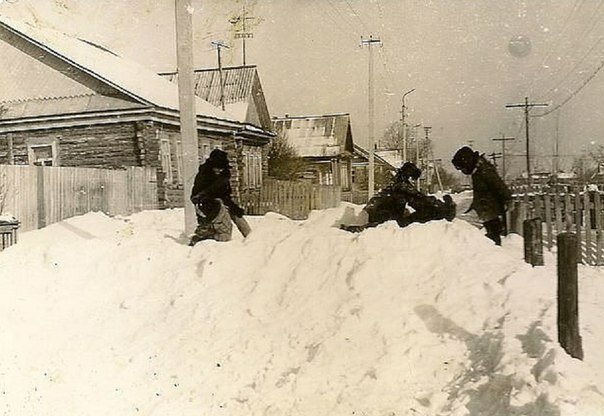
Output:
[{"xmin": 1, "ymin": 202, "xmax": 604, "ymax": 416}]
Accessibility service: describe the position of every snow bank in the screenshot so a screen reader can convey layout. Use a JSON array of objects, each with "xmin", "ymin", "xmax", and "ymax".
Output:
[{"xmin": 1, "ymin": 206, "xmax": 603, "ymax": 415}]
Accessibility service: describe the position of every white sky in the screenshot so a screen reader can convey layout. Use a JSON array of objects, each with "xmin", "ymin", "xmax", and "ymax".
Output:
[{"xmin": 1, "ymin": 0, "xmax": 604, "ymax": 174}]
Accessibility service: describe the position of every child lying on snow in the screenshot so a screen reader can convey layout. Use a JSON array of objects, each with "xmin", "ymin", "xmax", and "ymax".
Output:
[{"xmin": 341, "ymin": 162, "xmax": 456, "ymax": 233}]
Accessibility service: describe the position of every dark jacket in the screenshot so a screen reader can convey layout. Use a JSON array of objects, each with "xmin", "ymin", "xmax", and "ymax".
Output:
[
  {"xmin": 191, "ymin": 150, "xmax": 244, "ymax": 218},
  {"xmin": 470, "ymin": 156, "xmax": 512, "ymax": 221},
  {"xmin": 191, "ymin": 162, "xmax": 232, "ymax": 203}
]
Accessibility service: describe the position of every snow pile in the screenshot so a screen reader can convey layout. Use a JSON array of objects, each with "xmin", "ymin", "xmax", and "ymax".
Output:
[{"xmin": 1, "ymin": 205, "xmax": 603, "ymax": 416}]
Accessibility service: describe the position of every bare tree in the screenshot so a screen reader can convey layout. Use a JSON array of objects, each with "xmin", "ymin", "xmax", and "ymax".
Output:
[{"xmin": 267, "ymin": 134, "xmax": 306, "ymax": 181}]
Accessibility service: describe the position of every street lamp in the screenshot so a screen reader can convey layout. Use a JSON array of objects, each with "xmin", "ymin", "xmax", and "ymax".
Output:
[{"xmin": 401, "ymin": 88, "xmax": 415, "ymax": 163}]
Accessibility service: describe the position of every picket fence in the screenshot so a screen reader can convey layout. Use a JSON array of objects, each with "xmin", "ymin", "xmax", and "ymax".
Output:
[
  {"xmin": 0, "ymin": 165, "xmax": 158, "ymax": 232},
  {"xmin": 509, "ymin": 188, "xmax": 604, "ymax": 265},
  {"xmin": 240, "ymin": 178, "xmax": 341, "ymax": 220}
]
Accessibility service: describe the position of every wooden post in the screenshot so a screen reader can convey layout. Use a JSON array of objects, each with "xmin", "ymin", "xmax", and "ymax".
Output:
[
  {"xmin": 554, "ymin": 192, "xmax": 562, "ymax": 236},
  {"xmin": 574, "ymin": 188, "xmax": 583, "ymax": 264},
  {"xmin": 584, "ymin": 190, "xmax": 593, "ymax": 265},
  {"xmin": 557, "ymin": 232, "xmax": 584, "ymax": 360},
  {"xmin": 595, "ymin": 191, "xmax": 602, "ymax": 265},
  {"xmin": 523, "ymin": 217, "xmax": 544, "ymax": 266},
  {"xmin": 544, "ymin": 194, "xmax": 553, "ymax": 249},
  {"xmin": 36, "ymin": 166, "xmax": 46, "ymax": 229},
  {"xmin": 564, "ymin": 192, "xmax": 573, "ymax": 231}
]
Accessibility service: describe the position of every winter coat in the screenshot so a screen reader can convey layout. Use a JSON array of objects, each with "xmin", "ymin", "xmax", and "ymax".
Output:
[
  {"xmin": 469, "ymin": 156, "xmax": 512, "ymax": 222},
  {"xmin": 191, "ymin": 160, "xmax": 244, "ymax": 218}
]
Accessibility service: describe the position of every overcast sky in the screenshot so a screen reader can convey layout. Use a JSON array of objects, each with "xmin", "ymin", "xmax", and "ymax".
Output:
[{"xmin": 2, "ymin": 0, "xmax": 604, "ymax": 174}]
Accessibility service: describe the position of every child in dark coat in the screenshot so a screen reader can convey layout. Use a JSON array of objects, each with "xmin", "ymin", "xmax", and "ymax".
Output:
[
  {"xmin": 341, "ymin": 162, "xmax": 456, "ymax": 232},
  {"xmin": 452, "ymin": 146, "xmax": 512, "ymax": 245},
  {"xmin": 189, "ymin": 149, "xmax": 249, "ymax": 245}
]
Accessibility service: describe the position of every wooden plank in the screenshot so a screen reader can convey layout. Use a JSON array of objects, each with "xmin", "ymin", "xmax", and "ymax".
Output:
[
  {"xmin": 584, "ymin": 190, "xmax": 592, "ymax": 265},
  {"xmin": 574, "ymin": 188, "xmax": 583, "ymax": 263},
  {"xmin": 554, "ymin": 193, "xmax": 562, "ymax": 237},
  {"xmin": 544, "ymin": 194, "xmax": 553, "ymax": 249},
  {"xmin": 564, "ymin": 192, "xmax": 572, "ymax": 232},
  {"xmin": 595, "ymin": 191, "xmax": 602, "ymax": 265}
]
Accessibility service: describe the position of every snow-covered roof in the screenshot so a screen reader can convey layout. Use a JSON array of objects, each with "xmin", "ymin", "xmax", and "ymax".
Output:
[
  {"xmin": 375, "ymin": 149, "xmax": 404, "ymax": 169},
  {"xmin": 272, "ymin": 113, "xmax": 353, "ymax": 157},
  {"xmin": 352, "ymin": 144, "xmax": 397, "ymax": 169},
  {"xmin": 0, "ymin": 15, "xmax": 239, "ymax": 122}
]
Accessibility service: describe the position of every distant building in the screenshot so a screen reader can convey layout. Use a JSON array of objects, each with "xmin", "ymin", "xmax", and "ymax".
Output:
[
  {"xmin": 0, "ymin": 17, "xmax": 274, "ymax": 208},
  {"xmin": 272, "ymin": 113, "xmax": 354, "ymax": 190},
  {"xmin": 350, "ymin": 145, "xmax": 397, "ymax": 199}
]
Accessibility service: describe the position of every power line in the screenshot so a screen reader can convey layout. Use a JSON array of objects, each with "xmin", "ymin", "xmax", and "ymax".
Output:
[
  {"xmin": 309, "ymin": 0, "xmax": 360, "ymax": 38},
  {"xmin": 325, "ymin": 0, "xmax": 362, "ymax": 36},
  {"xmin": 527, "ymin": 0, "xmax": 585, "ymax": 96},
  {"xmin": 343, "ymin": 0, "xmax": 371, "ymax": 33},
  {"xmin": 537, "ymin": 35, "xmax": 604, "ymax": 102},
  {"xmin": 535, "ymin": 54, "xmax": 604, "ymax": 117}
]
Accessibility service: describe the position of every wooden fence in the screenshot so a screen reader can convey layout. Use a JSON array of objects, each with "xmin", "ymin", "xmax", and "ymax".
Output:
[
  {"xmin": 509, "ymin": 188, "xmax": 604, "ymax": 265},
  {"xmin": 0, "ymin": 165, "xmax": 158, "ymax": 232},
  {"xmin": 240, "ymin": 178, "xmax": 341, "ymax": 220}
]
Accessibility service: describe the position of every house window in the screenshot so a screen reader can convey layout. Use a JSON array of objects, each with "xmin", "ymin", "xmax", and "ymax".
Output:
[
  {"xmin": 160, "ymin": 137, "xmax": 173, "ymax": 183},
  {"xmin": 28, "ymin": 142, "xmax": 57, "ymax": 166},
  {"xmin": 340, "ymin": 162, "xmax": 350, "ymax": 190},
  {"xmin": 255, "ymin": 154, "xmax": 262, "ymax": 187},
  {"xmin": 242, "ymin": 150, "xmax": 249, "ymax": 186},
  {"xmin": 174, "ymin": 139, "xmax": 183, "ymax": 182},
  {"xmin": 241, "ymin": 147, "xmax": 263, "ymax": 189}
]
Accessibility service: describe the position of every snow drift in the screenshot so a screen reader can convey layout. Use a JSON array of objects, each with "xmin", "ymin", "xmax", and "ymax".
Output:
[{"xmin": 1, "ymin": 205, "xmax": 603, "ymax": 416}]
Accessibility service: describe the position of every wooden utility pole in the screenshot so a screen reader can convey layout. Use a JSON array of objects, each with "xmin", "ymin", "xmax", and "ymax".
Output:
[
  {"xmin": 361, "ymin": 35, "xmax": 381, "ymax": 199},
  {"xmin": 422, "ymin": 126, "xmax": 432, "ymax": 191},
  {"xmin": 493, "ymin": 134, "xmax": 515, "ymax": 180},
  {"xmin": 506, "ymin": 97, "xmax": 548, "ymax": 184},
  {"xmin": 175, "ymin": 0, "xmax": 200, "ymax": 236},
  {"xmin": 211, "ymin": 41, "xmax": 229, "ymax": 111},
  {"xmin": 401, "ymin": 88, "xmax": 415, "ymax": 163},
  {"xmin": 554, "ymin": 109, "xmax": 561, "ymax": 178},
  {"xmin": 230, "ymin": 4, "xmax": 255, "ymax": 65}
]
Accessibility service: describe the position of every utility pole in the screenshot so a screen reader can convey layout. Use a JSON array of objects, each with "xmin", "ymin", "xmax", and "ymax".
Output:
[
  {"xmin": 422, "ymin": 126, "xmax": 432, "ymax": 191},
  {"xmin": 175, "ymin": 0, "xmax": 200, "ymax": 236},
  {"xmin": 492, "ymin": 134, "xmax": 515, "ymax": 180},
  {"xmin": 230, "ymin": 4, "xmax": 254, "ymax": 65},
  {"xmin": 488, "ymin": 151, "xmax": 503, "ymax": 167},
  {"xmin": 554, "ymin": 109, "xmax": 561, "ymax": 179},
  {"xmin": 211, "ymin": 40, "xmax": 229, "ymax": 111},
  {"xmin": 401, "ymin": 88, "xmax": 415, "ymax": 163},
  {"xmin": 506, "ymin": 97, "xmax": 548, "ymax": 184},
  {"xmin": 361, "ymin": 35, "xmax": 381, "ymax": 199}
]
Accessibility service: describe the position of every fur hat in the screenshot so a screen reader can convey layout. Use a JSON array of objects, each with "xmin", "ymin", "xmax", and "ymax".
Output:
[
  {"xmin": 452, "ymin": 146, "xmax": 478, "ymax": 173},
  {"xmin": 207, "ymin": 149, "xmax": 229, "ymax": 168},
  {"xmin": 396, "ymin": 161, "xmax": 422, "ymax": 181}
]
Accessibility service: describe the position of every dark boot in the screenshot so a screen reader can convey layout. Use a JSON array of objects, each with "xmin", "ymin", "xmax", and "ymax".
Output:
[{"xmin": 484, "ymin": 218, "xmax": 503, "ymax": 245}]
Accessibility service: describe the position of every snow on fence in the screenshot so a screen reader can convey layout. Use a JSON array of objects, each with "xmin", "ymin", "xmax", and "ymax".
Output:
[
  {"xmin": 509, "ymin": 188, "xmax": 604, "ymax": 266},
  {"xmin": 240, "ymin": 178, "xmax": 341, "ymax": 220},
  {"xmin": 0, "ymin": 165, "xmax": 158, "ymax": 232}
]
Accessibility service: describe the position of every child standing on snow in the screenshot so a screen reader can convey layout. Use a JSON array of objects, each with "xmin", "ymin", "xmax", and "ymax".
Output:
[
  {"xmin": 189, "ymin": 149, "xmax": 250, "ymax": 246},
  {"xmin": 451, "ymin": 146, "xmax": 512, "ymax": 246}
]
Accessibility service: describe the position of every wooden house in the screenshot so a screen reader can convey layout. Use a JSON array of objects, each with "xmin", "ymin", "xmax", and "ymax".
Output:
[
  {"xmin": 349, "ymin": 144, "xmax": 397, "ymax": 203},
  {"xmin": 0, "ymin": 16, "xmax": 274, "ymax": 208},
  {"xmin": 271, "ymin": 113, "xmax": 354, "ymax": 191}
]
